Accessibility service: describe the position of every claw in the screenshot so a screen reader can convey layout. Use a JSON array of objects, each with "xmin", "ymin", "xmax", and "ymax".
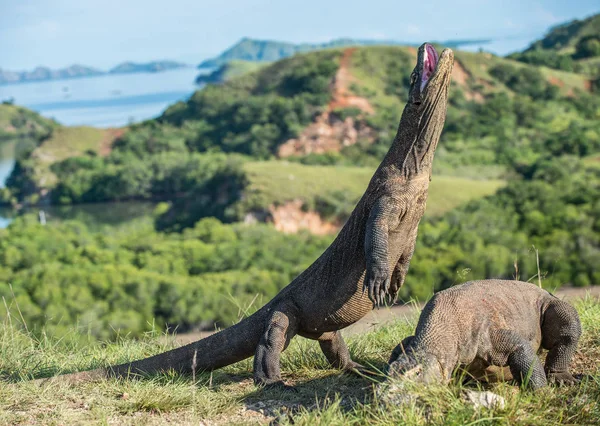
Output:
[{"xmin": 373, "ymin": 280, "xmax": 381, "ymax": 305}]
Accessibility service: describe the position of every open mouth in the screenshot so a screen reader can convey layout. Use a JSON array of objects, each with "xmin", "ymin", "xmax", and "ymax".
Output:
[{"xmin": 420, "ymin": 44, "xmax": 439, "ymax": 92}]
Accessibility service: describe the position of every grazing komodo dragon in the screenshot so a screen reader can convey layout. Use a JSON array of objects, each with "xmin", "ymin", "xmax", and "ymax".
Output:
[
  {"xmin": 387, "ymin": 280, "xmax": 582, "ymax": 390},
  {"xmin": 47, "ymin": 43, "xmax": 454, "ymax": 388}
]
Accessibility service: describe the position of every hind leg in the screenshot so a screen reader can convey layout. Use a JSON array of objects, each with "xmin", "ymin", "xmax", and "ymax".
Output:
[
  {"xmin": 542, "ymin": 299, "xmax": 582, "ymax": 385},
  {"xmin": 318, "ymin": 331, "xmax": 363, "ymax": 371},
  {"xmin": 253, "ymin": 305, "xmax": 299, "ymax": 387}
]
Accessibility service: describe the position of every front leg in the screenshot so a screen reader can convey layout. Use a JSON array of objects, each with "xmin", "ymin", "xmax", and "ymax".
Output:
[
  {"xmin": 541, "ymin": 300, "xmax": 582, "ymax": 386},
  {"xmin": 364, "ymin": 196, "xmax": 401, "ymax": 306},
  {"xmin": 491, "ymin": 329, "xmax": 547, "ymax": 390},
  {"xmin": 253, "ymin": 304, "xmax": 299, "ymax": 387}
]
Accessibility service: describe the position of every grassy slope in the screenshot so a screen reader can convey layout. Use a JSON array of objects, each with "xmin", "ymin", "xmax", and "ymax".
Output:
[
  {"xmin": 30, "ymin": 126, "xmax": 123, "ymax": 188},
  {"xmin": 2, "ymin": 297, "xmax": 598, "ymax": 425},
  {"xmin": 197, "ymin": 60, "xmax": 268, "ymax": 84},
  {"xmin": 243, "ymin": 161, "xmax": 505, "ymax": 217}
]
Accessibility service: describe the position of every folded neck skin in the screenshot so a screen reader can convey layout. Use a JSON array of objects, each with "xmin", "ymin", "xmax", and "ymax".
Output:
[{"xmin": 380, "ymin": 43, "xmax": 454, "ymax": 180}]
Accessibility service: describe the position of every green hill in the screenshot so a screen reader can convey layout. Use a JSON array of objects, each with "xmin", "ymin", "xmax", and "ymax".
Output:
[
  {"xmin": 6, "ymin": 44, "xmax": 597, "ymax": 217},
  {"xmin": 510, "ymin": 13, "xmax": 600, "ymax": 75},
  {"xmin": 0, "ymin": 103, "xmax": 56, "ymax": 142},
  {"xmin": 525, "ymin": 13, "xmax": 600, "ymax": 53}
]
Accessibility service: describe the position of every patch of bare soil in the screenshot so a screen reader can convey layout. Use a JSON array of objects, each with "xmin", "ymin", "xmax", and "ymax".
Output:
[
  {"xmin": 452, "ymin": 60, "xmax": 484, "ymax": 103},
  {"xmin": 277, "ymin": 48, "xmax": 375, "ymax": 157},
  {"xmin": 328, "ymin": 47, "xmax": 375, "ymax": 114},
  {"xmin": 548, "ymin": 76, "xmax": 565, "ymax": 88},
  {"xmin": 99, "ymin": 128, "xmax": 125, "ymax": 156},
  {"xmin": 268, "ymin": 199, "xmax": 339, "ymax": 235},
  {"xmin": 243, "ymin": 200, "xmax": 339, "ymax": 235}
]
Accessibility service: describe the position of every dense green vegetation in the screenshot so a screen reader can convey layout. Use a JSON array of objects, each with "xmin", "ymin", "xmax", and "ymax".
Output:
[
  {"xmin": 0, "ymin": 216, "xmax": 331, "ymax": 339},
  {"xmin": 1, "ymin": 156, "xmax": 597, "ymax": 339}
]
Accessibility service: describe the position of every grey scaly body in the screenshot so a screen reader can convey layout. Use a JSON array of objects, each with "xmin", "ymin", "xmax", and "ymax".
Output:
[
  {"xmin": 387, "ymin": 280, "xmax": 582, "ymax": 390},
  {"xmin": 47, "ymin": 43, "xmax": 454, "ymax": 387}
]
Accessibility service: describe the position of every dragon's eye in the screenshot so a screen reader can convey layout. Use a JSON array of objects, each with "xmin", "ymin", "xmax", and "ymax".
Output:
[{"xmin": 410, "ymin": 72, "xmax": 418, "ymax": 86}]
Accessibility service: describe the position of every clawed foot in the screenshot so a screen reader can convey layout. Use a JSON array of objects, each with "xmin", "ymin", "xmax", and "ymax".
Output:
[
  {"xmin": 256, "ymin": 379, "xmax": 299, "ymax": 393},
  {"xmin": 547, "ymin": 372, "xmax": 579, "ymax": 386},
  {"xmin": 344, "ymin": 361, "xmax": 379, "ymax": 377},
  {"xmin": 364, "ymin": 263, "xmax": 390, "ymax": 306}
]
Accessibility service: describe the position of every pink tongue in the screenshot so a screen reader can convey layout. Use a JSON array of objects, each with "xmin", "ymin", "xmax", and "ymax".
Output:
[{"xmin": 421, "ymin": 45, "xmax": 438, "ymax": 91}]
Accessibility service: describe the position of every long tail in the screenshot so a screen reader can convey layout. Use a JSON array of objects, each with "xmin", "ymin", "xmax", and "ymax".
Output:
[{"xmin": 52, "ymin": 305, "xmax": 270, "ymax": 382}]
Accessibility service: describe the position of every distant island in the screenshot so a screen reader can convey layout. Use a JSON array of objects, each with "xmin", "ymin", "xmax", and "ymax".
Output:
[
  {"xmin": 0, "ymin": 60, "xmax": 189, "ymax": 85},
  {"xmin": 197, "ymin": 37, "xmax": 492, "ymax": 68}
]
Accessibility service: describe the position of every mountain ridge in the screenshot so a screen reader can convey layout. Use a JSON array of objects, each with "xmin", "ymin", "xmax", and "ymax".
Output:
[
  {"xmin": 0, "ymin": 60, "xmax": 190, "ymax": 85},
  {"xmin": 197, "ymin": 36, "xmax": 492, "ymax": 68}
]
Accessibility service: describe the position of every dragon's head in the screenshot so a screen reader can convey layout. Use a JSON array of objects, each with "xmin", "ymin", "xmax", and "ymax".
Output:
[{"xmin": 386, "ymin": 340, "xmax": 444, "ymax": 384}]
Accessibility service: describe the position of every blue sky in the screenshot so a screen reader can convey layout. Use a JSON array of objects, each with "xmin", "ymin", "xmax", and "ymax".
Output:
[{"xmin": 0, "ymin": 0, "xmax": 598, "ymax": 70}]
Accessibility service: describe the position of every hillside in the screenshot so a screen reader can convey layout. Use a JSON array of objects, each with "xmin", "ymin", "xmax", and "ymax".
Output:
[
  {"xmin": 198, "ymin": 37, "xmax": 492, "ymax": 68},
  {"xmin": 0, "ymin": 104, "xmax": 56, "ymax": 142},
  {"xmin": 6, "ymin": 45, "xmax": 596, "ymax": 213},
  {"xmin": 510, "ymin": 13, "xmax": 600, "ymax": 75},
  {"xmin": 525, "ymin": 13, "xmax": 600, "ymax": 53}
]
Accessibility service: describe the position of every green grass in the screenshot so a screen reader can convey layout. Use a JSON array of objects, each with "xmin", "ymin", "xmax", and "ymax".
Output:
[
  {"xmin": 241, "ymin": 161, "xmax": 505, "ymax": 218},
  {"xmin": 2, "ymin": 297, "xmax": 599, "ymax": 425},
  {"xmin": 30, "ymin": 126, "xmax": 122, "ymax": 188}
]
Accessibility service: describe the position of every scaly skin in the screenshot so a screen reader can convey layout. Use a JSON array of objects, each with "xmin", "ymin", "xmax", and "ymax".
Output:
[
  {"xmin": 46, "ymin": 43, "xmax": 454, "ymax": 387},
  {"xmin": 387, "ymin": 280, "xmax": 582, "ymax": 390}
]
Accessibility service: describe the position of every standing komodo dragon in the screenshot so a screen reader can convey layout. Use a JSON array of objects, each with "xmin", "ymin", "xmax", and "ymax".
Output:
[
  {"xmin": 387, "ymin": 280, "xmax": 582, "ymax": 389},
  {"xmin": 49, "ymin": 43, "xmax": 454, "ymax": 388}
]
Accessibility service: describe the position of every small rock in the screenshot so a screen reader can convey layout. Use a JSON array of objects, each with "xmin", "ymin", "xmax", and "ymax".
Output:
[
  {"xmin": 120, "ymin": 392, "xmax": 129, "ymax": 400},
  {"xmin": 463, "ymin": 390, "xmax": 506, "ymax": 410}
]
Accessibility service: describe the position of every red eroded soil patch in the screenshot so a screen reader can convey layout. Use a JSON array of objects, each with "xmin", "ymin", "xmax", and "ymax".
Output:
[
  {"xmin": 278, "ymin": 48, "xmax": 375, "ymax": 157},
  {"xmin": 452, "ymin": 59, "xmax": 484, "ymax": 102},
  {"xmin": 99, "ymin": 128, "xmax": 125, "ymax": 156},
  {"xmin": 328, "ymin": 47, "xmax": 375, "ymax": 114},
  {"xmin": 548, "ymin": 76, "xmax": 565, "ymax": 87}
]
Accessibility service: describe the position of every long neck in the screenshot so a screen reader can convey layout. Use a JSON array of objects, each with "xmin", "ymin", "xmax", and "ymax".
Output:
[{"xmin": 380, "ymin": 93, "xmax": 448, "ymax": 180}]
